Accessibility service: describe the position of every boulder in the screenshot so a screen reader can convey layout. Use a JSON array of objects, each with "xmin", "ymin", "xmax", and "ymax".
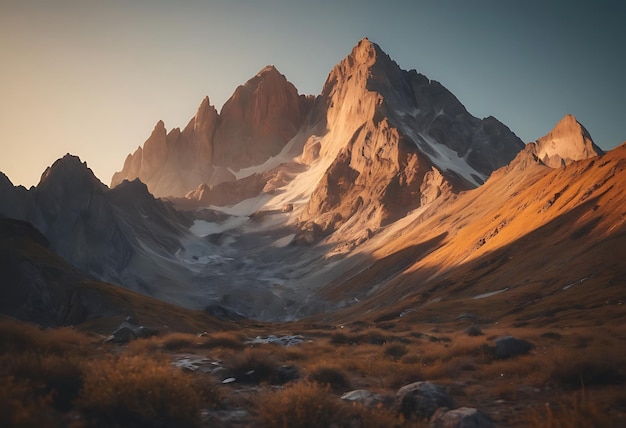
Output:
[
  {"xmin": 430, "ymin": 407, "xmax": 494, "ymax": 428},
  {"xmin": 395, "ymin": 381, "xmax": 455, "ymax": 419},
  {"xmin": 495, "ymin": 336, "xmax": 532, "ymax": 359},
  {"xmin": 104, "ymin": 316, "xmax": 153, "ymax": 343}
]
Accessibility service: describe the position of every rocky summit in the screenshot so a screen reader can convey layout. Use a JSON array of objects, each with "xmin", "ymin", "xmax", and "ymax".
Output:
[{"xmin": 111, "ymin": 66, "xmax": 311, "ymax": 198}]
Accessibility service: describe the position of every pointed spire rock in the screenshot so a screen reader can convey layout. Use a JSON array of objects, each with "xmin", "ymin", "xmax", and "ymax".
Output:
[
  {"xmin": 530, "ymin": 114, "xmax": 603, "ymax": 168},
  {"xmin": 213, "ymin": 64, "xmax": 307, "ymax": 169}
]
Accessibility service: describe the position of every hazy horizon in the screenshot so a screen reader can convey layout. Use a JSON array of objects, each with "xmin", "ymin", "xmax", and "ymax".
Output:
[{"xmin": 1, "ymin": 0, "xmax": 624, "ymax": 188}]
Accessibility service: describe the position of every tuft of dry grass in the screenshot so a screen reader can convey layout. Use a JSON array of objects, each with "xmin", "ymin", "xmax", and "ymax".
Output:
[
  {"xmin": 76, "ymin": 354, "xmax": 204, "ymax": 427},
  {"xmin": 528, "ymin": 389, "xmax": 625, "ymax": 428},
  {"xmin": 307, "ymin": 365, "xmax": 351, "ymax": 391},
  {"xmin": 128, "ymin": 330, "xmax": 246, "ymax": 354},
  {"xmin": 384, "ymin": 343, "xmax": 408, "ymax": 360},
  {"xmin": 3, "ymin": 353, "xmax": 84, "ymax": 412},
  {"xmin": 254, "ymin": 381, "xmax": 415, "ymax": 428},
  {"xmin": 0, "ymin": 318, "xmax": 91, "ymax": 354},
  {"xmin": 225, "ymin": 348, "xmax": 290, "ymax": 384},
  {"xmin": 202, "ymin": 331, "xmax": 245, "ymax": 349}
]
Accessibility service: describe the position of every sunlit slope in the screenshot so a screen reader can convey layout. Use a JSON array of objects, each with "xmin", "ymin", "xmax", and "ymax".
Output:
[{"xmin": 318, "ymin": 143, "xmax": 626, "ymax": 326}]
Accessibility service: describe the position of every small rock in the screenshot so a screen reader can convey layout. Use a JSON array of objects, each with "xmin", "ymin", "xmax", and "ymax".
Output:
[
  {"xmin": 245, "ymin": 334, "xmax": 305, "ymax": 346},
  {"xmin": 341, "ymin": 389, "xmax": 389, "ymax": 408},
  {"xmin": 395, "ymin": 381, "xmax": 455, "ymax": 419},
  {"xmin": 495, "ymin": 336, "xmax": 532, "ymax": 359},
  {"xmin": 430, "ymin": 407, "xmax": 494, "ymax": 428}
]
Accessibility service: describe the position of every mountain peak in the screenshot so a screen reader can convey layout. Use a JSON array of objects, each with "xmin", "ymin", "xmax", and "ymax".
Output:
[
  {"xmin": 531, "ymin": 114, "xmax": 603, "ymax": 168},
  {"xmin": 39, "ymin": 154, "xmax": 92, "ymax": 181},
  {"xmin": 347, "ymin": 38, "xmax": 393, "ymax": 69},
  {"xmin": 256, "ymin": 64, "xmax": 280, "ymax": 77}
]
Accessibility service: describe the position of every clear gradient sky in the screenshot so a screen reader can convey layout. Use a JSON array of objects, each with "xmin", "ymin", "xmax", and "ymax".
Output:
[{"xmin": 1, "ymin": 0, "xmax": 624, "ymax": 188}]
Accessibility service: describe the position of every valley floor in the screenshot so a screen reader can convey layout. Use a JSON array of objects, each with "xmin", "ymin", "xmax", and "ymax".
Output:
[{"xmin": 2, "ymin": 316, "xmax": 625, "ymax": 427}]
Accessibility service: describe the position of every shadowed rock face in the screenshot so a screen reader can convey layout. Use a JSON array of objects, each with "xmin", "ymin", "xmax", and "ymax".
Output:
[
  {"xmin": 111, "ymin": 67, "xmax": 311, "ymax": 198},
  {"xmin": 527, "ymin": 114, "xmax": 604, "ymax": 168},
  {"xmin": 1, "ymin": 155, "xmax": 192, "ymax": 299},
  {"xmin": 213, "ymin": 65, "xmax": 309, "ymax": 169}
]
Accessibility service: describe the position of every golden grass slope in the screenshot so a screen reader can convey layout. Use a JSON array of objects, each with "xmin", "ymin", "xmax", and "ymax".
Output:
[{"xmin": 318, "ymin": 142, "xmax": 626, "ymax": 326}]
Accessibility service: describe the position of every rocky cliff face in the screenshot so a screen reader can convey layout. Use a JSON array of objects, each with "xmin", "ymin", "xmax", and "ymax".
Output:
[
  {"xmin": 297, "ymin": 39, "xmax": 524, "ymax": 240},
  {"xmin": 527, "ymin": 114, "xmax": 603, "ymax": 168},
  {"xmin": 213, "ymin": 65, "xmax": 310, "ymax": 169},
  {"xmin": 111, "ymin": 67, "xmax": 310, "ymax": 197}
]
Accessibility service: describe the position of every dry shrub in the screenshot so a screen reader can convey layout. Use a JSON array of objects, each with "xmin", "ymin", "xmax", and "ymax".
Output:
[
  {"xmin": 548, "ymin": 349, "xmax": 624, "ymax": 388},
  {"xmin": 0, "ymin": 319, "xmax": 90, "ymax": 354},
  {"xmin": 203, "ymin": 331, "xmax": 245, "ymax": 349},
  {"xmin": 330, "ymin": 329, "xmax": 392, "ymax": 346},
  {"xmin": 308, "ymin": 365, "xmax": 351, "ymax": 391},
  {"xmin": 254, "ymin": 381, "xmax": 409, "ymax": 428},
  {"xmin": 126, "ymin": 336, "xmax": 161, "ymax": 354},
  {"xmin": 4, "ymin": 353, "xmax": 84, "ymax": 412},
  {"xmin": 528, "ymin": 390, "xmax": 621, "ymax": 428},
  {"xmin": 401, "ymin": 354, "xmax": 422, "ymax": 365},
  {"xmin": 161, "ymin": 332, "xmax": 201, "ymax": 351},
  {"xmin": 226, "ymin": 348, "xmax": 287, "ymax": 384},
  {"xmin": 330, "ymin": 331, "xmax": 350, "ymax": 345},
  {"xmin": 0, "ymin": 376, "xmax": 60, "ymax": 427},
  {"xmin": 384, "ymin": 343, "xmax": 408, "ymax": 360},
  {"xmin": 77, "ymin": 354, "xmax": 203, "ymax": 427},
  {"xmin": 387, "ymin": 364, "xmax": 425, "ymax": 390}
]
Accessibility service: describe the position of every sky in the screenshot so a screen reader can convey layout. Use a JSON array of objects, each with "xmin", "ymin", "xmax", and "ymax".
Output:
[{"xmin": 1, "ymin": 0, "xmax": 624, "ymax": 188}]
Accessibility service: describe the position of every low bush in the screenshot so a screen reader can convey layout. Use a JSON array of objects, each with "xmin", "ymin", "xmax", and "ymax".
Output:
[
  {"xmin": 161, "ymin": 332, "xmax": 201, "ymax": 351},
  {"xmin": 529, "ymin": 390, "xmax": 621, "ymax": 428},
  {"xmin": 203, "ymin": 331, "xmax": 245, "ymax": 349},
  {"xmin": 226, "ymin": 348, "xmax": 285, "ymax": 384},
  {"xmin": 308, "ymin": 365, "xmax": 351, "ymax": 391},
  {"xmin": 384, "ymin": 343, "xmax": 408, "ymax": 360},
  {"xmin": 0, "ymin": 318, "xmax": 90, "ymax": 354},
  {"xmin": 76, "ymin": 354, "xmax": 203, "ymax": 427},
  {"xmin": 254, "ymin": 381, "xmax": 410, "ymax": 428},
  {"xmin": 6, "ymin": 353, "xmax": 83, "ymax": 412}
]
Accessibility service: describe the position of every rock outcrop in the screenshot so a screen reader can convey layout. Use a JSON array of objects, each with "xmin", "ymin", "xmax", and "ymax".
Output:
[
  {"xmin": 111, "ymin": 67, "xmax": 311, "ymax": 197},
  {"xmin": 395, "ymin": 381, "xmax": 456, "ymax": 420}
]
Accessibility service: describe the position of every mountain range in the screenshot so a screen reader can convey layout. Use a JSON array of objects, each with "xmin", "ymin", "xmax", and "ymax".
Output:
[{"xmin": 0, "ymin": 38, "xmax": 621, "ymax": 325}]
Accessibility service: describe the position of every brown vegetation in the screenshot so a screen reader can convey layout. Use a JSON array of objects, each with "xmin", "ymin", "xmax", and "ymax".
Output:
[{"xmin": 1, "ymin": 316, "xmax": 625, "ymax": 427}]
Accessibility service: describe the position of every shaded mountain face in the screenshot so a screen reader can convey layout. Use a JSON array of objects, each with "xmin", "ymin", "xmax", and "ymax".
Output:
[
  {"xmin": 0, "ymin": 155, "xmax": 195, "ymax": 305},
  {"xmin": 0, "ymin": 217, "xmax": 225, "ymax": 330},
  {"xmin": 111, "ymin": 66, "xmax": 311, "ymax": 197}
]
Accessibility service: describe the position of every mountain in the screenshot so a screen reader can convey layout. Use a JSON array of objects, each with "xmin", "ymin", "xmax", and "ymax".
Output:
[
  {"xmin": 526, "ymin": 114, "xmax": 604, "ymax": 168},
  {"xmin": 2, "ymin": 38, "xmax": 622, "ymax": 324},
  {"xmin": 296, "ymin": 38, "xmax": 524, "ymax": 240},
  {"xmin": 0, "ymin": 155, "xmax": 203, "ymax": 307},
  {"xmin": 111, "ymin": 66, "xmax": 312, "ymax": 197},
  {"xmin": 315, "ymin": 140, "xmax": 625, "ymax": 326},
  {"xmin": 0, "ymin": 216, "xmax": 225, "ymax": 331},
  {"xmin": 166, "ymin": 38, "xmax": 524, "ymax": 242}
]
